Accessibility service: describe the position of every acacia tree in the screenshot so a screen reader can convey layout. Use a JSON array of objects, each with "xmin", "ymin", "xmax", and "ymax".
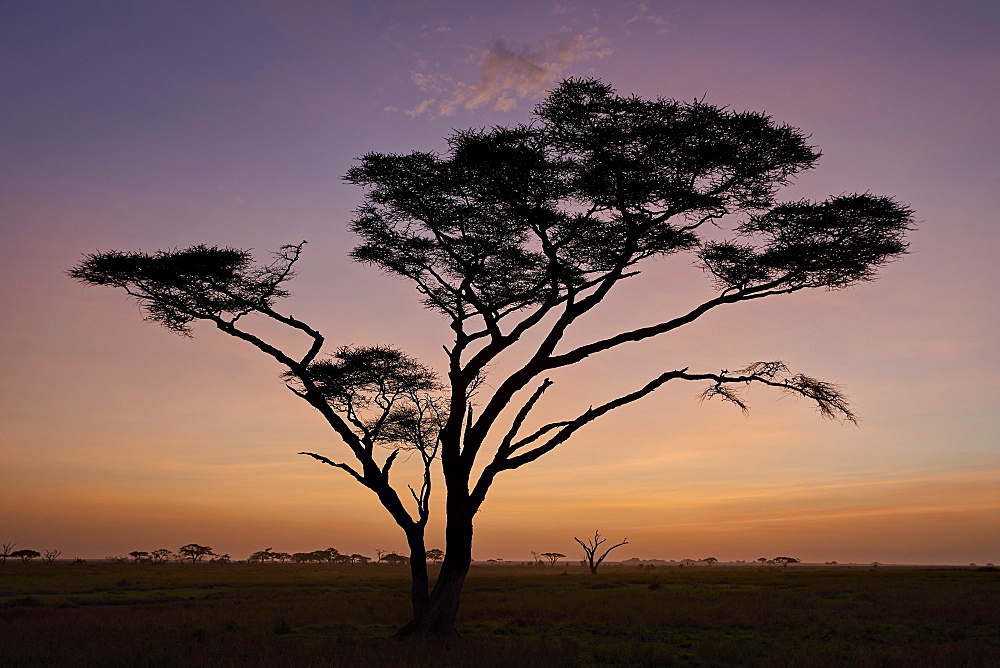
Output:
[
  {"xmin": 150, "ymin": 548, "xmax": 174, "ymax": 563},
  {"xmin": 248, "ymin": 548, "xmax": 275, "ymax": 563},
  {"xmin": 575, "ymin": 531, "xmax": 629, "ymax": 574},
  {"xmin": 11, "ymin": 549, "xmax": 41, "ymax": 564},
  {"xmin": 541, "ymin": 552, "xmax": 565, "ymax": 566},
  {"xmin": 69, "ymin": 78, "xmax": 912, "ymax": 636},
  {"xmin": 178, "ymin": 544, "xmax": 214, "ymax": 563},
  {"xmin": 1, "ymin": 542, "xmax": 15, "ymax": 565},
  {"xmin": 773, "ymin": 556, "xmax": 800, "ymax": 568}
]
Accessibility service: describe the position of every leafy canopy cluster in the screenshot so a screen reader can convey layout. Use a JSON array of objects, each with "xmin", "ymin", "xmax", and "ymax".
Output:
[
  {"xmin": 69, "ymin": 244, "xmax": 302, "ymax": 335},
  {"xmin": 348, "ymin": 79, "xmax": 908, "ymax": 332}
]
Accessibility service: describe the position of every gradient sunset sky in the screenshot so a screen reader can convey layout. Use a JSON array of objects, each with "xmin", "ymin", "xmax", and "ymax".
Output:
[{"xmin": 2, "ymin": 0, "xmax": 998, "ymax": 564}]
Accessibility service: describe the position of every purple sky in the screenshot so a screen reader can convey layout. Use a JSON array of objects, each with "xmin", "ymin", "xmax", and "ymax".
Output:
[{"xmin": 2, "ymin": 0, "xmax": 998, "ymax": 564}]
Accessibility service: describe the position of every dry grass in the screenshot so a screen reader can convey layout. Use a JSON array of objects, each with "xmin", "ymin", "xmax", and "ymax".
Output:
[{"xmin": 1, "ymin": 562, "xmax": 997, "ymax": 666}]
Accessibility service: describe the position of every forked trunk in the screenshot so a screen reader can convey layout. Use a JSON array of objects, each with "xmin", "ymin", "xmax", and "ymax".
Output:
[{"xmin": 396, "ymin": 515, "xmax": 473, "ymax": 637}]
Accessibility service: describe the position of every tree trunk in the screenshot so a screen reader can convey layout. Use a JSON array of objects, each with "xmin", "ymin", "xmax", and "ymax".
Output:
[
  {"xmin": 396, "ymin": 512, "xmax": 473, "ymax": 637},
  {"xmin": 402, "ymin": 529, "xmax": 430, "ymax": 631}
]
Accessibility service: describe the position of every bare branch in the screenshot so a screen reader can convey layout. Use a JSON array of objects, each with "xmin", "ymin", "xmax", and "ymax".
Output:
[
  {"xmin": 493, "ymin": 378, "xmax": 553, "ymax": 461},
  {"xmin": 500, "ymin": 369, "xmax": 689, "ymax": 471},
  {"xmin": 382, "ymin": 449, "xmax": 401, "ymax": 476},
  {"xmin": 298, "ymin": 452, "xmax": 365, "ymax": 485}
]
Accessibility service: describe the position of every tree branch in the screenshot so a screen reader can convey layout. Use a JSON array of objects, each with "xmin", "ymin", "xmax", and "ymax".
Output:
[{"xmin": 298, "ymin": 452, "xmax": 365, "ymax": 485}]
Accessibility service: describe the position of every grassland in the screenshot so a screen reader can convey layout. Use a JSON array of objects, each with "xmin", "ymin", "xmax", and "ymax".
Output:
[{"xmin": 1, "ymin": 562, "xmax": 997, "ymax": 667}]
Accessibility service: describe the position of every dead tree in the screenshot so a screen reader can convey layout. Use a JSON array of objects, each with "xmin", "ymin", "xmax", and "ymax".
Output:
[{"xmin": 575, "ymin": 531, "xmax": 628, "ymax": 574}]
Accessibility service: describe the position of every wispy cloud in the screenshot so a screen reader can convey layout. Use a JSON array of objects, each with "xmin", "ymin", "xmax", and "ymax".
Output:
[
  {"xmin": 406, "ymin": 31, "xmax": 612, "ymax": 117},
  {"xmin": 624, "ymin": 2, "xmax": 674, "ymax": 35}
]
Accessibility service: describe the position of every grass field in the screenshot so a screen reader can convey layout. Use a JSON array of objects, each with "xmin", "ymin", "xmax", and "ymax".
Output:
[{"xmin": 1, "ymin": 562, "xmax": 997, "ymax": 667}]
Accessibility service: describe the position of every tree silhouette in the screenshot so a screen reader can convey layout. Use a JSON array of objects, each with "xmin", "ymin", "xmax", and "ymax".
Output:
[
  {"xmin": 575, "ymin": 531, "xmax": 628, "ymax": 574},
  {"xmin": 1, "ymin": 542, "xmax": 15, "ymax": 565},
  {"xmin": 426, "ymin": 548, "xmax": 445, "ymax": 564},
  {"xmin": 11, "ymin": 549, "xmax": 41, "ymax": 564},
  {"xmin": 150, "ymin": 548, "xmax": 173, "ymax": 563},
  {"xmin": 43, "ymin": 549, "xmax": 61, "ymax": 565},
  {"xmin": 69, "ymin": 78, "xmax": 913, "ymax": 636},
  {"xmin": 178, "ymin": 544, "xmax": 214, "ymax": 563},
  {"xmin": 773, "ymin": 556, "xmax": 800, "ymax": 568},
  {"xmin": 541, "ymin": 552, "xmax": 565, "ymax": 566},
  {"xmin": 249, "ymin": 548, "xmax": 275, "ymax": 563},
  {"xmin": 382, "ymin": 552, "xmax": 410, "ymax": 565}
]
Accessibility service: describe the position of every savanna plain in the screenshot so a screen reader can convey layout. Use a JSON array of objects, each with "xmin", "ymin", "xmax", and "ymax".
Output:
[{"xmin": 2, "ymin": 561, "xmax": 998, "ymax": 667}]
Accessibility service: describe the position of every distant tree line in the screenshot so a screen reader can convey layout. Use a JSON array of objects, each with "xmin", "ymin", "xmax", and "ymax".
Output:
[
  {"xmin": 104, "ymin": 545, "xmax": 444, "ymax": 565},
  {"xmin": 1, "ymin": 543, "xmax": 61, "ymax": 565}
]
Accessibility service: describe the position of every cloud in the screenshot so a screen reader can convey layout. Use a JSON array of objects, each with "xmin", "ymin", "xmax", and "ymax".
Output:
[
  {"xmin": 407, "ymin": 31, "xmax": 612, "ymax": 117},
  {"xmin": 624, "ymin": 2, "xmax": 674, "ymax": 35}
]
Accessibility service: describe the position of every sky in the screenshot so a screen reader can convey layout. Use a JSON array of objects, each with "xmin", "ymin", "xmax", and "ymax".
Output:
[{"xmin": 1, "ymin": 0, "xmax": 998, "ymax": 565}]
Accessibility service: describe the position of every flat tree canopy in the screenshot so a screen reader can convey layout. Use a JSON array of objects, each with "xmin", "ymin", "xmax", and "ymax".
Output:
[{"xmin": 70, "ymin": 78, "xmax": 912, "ymax": 636}]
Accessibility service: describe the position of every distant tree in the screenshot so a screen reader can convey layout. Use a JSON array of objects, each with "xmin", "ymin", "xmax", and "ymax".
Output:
[
  {"xmin": 1, "ymin": 542, "xmax": 16, "ymax": 565},
  {"xmin": 43, "ymin": 549, "xmax": 62, "ymax": 565},
  {"xmin": 772, "ymin": 556, "xmax": 800, "ymax": 568},
  {"xmin": 541, "ymin": 552, "xmax": 566, "ymax": 566},
  {"xmin": 574, "ymin": 531, "xmax": 628, "ymax": 574},
  {"xmin": 324, "ymin": 547, "xmax": 341, "ymax": 563},
  {"xmin": 150, "ymin": 548, "xmax": 174, "ymax": 563},
  {"xmin": 210, "ymin": 553, "xmax": 232, "ymax": 564},
  {"xmin": 70, "ymin": 78, "xmax": 913, "ymax": 636},
  {"xmin": 129, "ymin": 551, "xmax": 150, "ymax": 563},
  {"xmin": 756, "ymin": 558, "xmax": 769, "ymax": 565},
  {"xmin": 426, "ymin": 548, "xmax": 445, "ymax": 564},
  {"xmin": 11, "ymin": 549, "xmax": 41, "ymax": 564},
  {"xmin": 702, "ymin": 557, "xmax": 718, "ymax": 566},
  {"xmin": 382, "ymin": 552, "xmax": 409, "ymax": 565},
  {"xmin": 350, "ymin": 553, "xmax": 372, "ymax": 565},
  {"xmin": 178, "ymin": 544, "xmax": 215, "ymax": 563},
  {"xmin": 273, "ymin": 552, "xmax": 292, "ymax": 563},
  {"xmin": 248, "ymin": 548, "xmax": 275, "ymax": 563}
]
